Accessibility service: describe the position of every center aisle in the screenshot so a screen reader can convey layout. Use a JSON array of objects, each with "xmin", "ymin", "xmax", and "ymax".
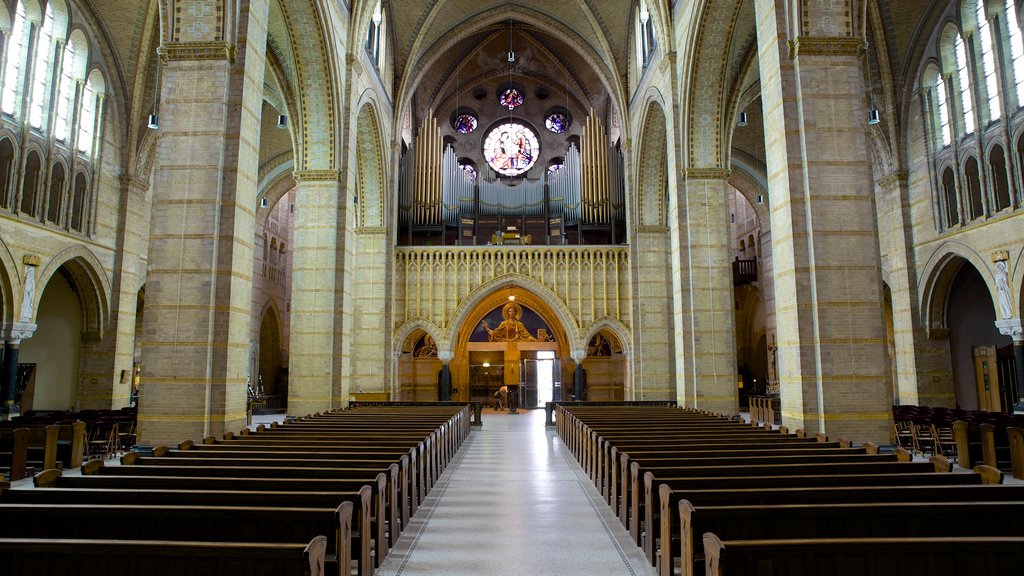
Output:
[{"xmin": 377, "ymin": 408, "xmax": 656, "ymax": 576}]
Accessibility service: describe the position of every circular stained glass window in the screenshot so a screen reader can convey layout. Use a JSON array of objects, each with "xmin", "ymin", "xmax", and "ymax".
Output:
[
  {"xmin": 545, "ymin": 113, "xmax": 569, "ymax": 133},
  {"xmin": 483, "ymin": 122, "xmax": 540, "ymax": 176},
  {"xmin": 459, "ymin": 163, "xmax": 478, "ymax": 181},
  {"xmin": 498, "ymin": 88, "xmax": 525, "ymax": 110},
  {"xmin": 453, "ymin": 113, "xmax": 478, "ymax": 134}
]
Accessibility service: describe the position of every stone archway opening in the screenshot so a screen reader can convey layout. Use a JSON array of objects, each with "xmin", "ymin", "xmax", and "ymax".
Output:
[
  {"xmin": 19, "ymin": 267, "xmax": 83, "ymax": 411},
  {"xmin": 397, "ymin": 328, "xmax": 442, "ymax": 401},
  {"xmin": 582, "ymin": 328, "xmax": 626, "ymax": 401},
  {"xmin": 453, "ymin": 287, "xmax": 570, "ymax": 410}
]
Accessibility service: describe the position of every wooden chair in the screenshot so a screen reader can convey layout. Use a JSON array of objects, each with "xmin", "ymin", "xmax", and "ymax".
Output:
[
  {"xmin": 87, "ymin": 420, "xmax": 119, "ymax": 459},
  {"xmin": 892, "ymin": 420, "xmax": 914, "ymax": 451},
  {"xmin": 910, "ymin": 421, "xmax": 935, "ymax": 456},
  {"xmin": 930, "ymin": 422, "xmax": 957, "ymax": 463}
]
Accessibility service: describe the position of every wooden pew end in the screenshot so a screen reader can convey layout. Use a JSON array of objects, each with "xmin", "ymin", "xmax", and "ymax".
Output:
[
  {"xmin": 154, "ymin": 445, "xmax": 171, "ymax": 456},
  {"xmin": 176, "ymin": 439, "xmax": 193, "ymax": 450},
  {"xmin": 81, "ymin": 459, "xmax": 104, "ymax": 475},
  {"xmin": 862, "ymin": 441, "xmax": 879, "ymax": 455},
  {"xmin": 974, "ymin": 464, "xmax": 1003, "ymax": 485},
  {"xmin": 121, "ymin": 451, "xmax": 140, "ymax": 465},
  {"xmin": 33, "ymin": 468, "xmax": 62, "ymax": 487},
  {"xmin": 778, "ymin": 426, "xmax": 788, "ymax": 435},
  {"xmin": 929, "ymin": 454, "xmax": 952, "ymax": 473},
  {"xmin": 202, "ymin": 435, "xmax": 216, "ymax": 445},
  {"xmin": 838, "ymin": 437, "xmax": 852, "ymax": 449},
  {"xmin": 894, "ymin": 446, "xmax": 912, "ymax": 462}
]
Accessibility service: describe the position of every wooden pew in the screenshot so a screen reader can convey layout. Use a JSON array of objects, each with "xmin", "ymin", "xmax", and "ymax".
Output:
[
  {"xmin": 34, "ymin": 471, "xmax": 384, "ymax": 574},
  {"xmin": 703, "ymin": 533, "xmax": 1024, "ymax": 576},
  {"xmin": 0, "ymin": 502, "xmax": 351, "ymax": 576},
  {"xmin": 1, "ymin": 536, "xmax": 327, "ymax": 576},
  {"xmin": 9, "ymin": 480, "xmax": 372, "ymax": 576},
  {"xmin": 0, "ymin": 428, "xmax": 28, "ymax": 481},
  {"xmin": 673, "ymin": 499, "xmax": 1024, "ymax": 576}
]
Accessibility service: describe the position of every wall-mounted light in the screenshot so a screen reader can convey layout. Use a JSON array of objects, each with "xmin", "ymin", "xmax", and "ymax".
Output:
[
  {"xmin": 508, "ymin": 294, "xmax": 516, "ymax": 301},
  {"xmin": 260, "ymin": 197, "xmax": 268, "ymax": 208},
  {"xmin": 737, "ymin": 111, "xmax": 748, "ymax": 127},
  {"xmin": 482, "ymin": 362, "xmax": 490, "ymax": 368},
  {"xmin": 755, "ymin": 194, "xmax": 765, "ymax": 205},
  {"xmin": 868, "ymin": 108, "xmax": 881, "ymax": 125},
  {"xmin": 147, "ymin": 114, "xmax": 159, "ymax": 130},
  {"xmin": 277, "ymin": 114, "xmax": 288, "ymax": 129}
]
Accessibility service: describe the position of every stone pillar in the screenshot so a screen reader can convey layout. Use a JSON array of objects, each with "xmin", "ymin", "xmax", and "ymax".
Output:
[
  {"xmin": 437, "ymin": 351, "xmax": 454, "ymax": 402},
  {"xmin": 288, "ymin": 171, "xmax": 342, "ymax": 416},
  {"xmin": 678, "ymin": 171, "xmax": 738, "ymax": 414},
  {"xmin": 632, "ymin": 227, "xmax": 676, "ymax": 400},
  {"xmin": 876, "ymin": 172, "xmax": 954, "ymax": 406},
  {"xmin": 0, "ymin": 323, "xmax": 36, "ymax": 419},
  {"xmin": 346, "ymin": 230, "xmax": 390, "ymax": 399},
  {"xmin": 77, "ymin": 175, "xmax": 151, "ymax": 409},
  {"xmin": 571, "ymin": 349, "xmax": 586, "ymax": 401},
  {"xmin": 754, "ymin": 0, "xmax": 891, "ymax": 442},
  {"xmin": 138, "ymin": 0, "xmax": 269, "ymax": 446}
]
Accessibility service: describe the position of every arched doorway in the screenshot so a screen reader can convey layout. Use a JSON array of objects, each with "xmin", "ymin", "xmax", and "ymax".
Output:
[
  {"xmin": 397, "ymin": 329, "xmax": 442, "ymax": 401},
  {"xmin": 19, "ymin": 267, "xmax": 83, "ymax": 411},
  {"xmin": 582, "ymin": 329, "xmax": 625, "ymax": 401},
  {"xmin": 453, "ymin": 288, "xmax": 570, "ymax": 409},
  {"xmin": 258, "ymin": 306, "xmax": 284, "ymax": 400}
]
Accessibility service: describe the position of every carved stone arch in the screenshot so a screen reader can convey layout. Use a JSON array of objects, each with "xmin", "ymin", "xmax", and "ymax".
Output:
[
  {"xmin": 938, "ymin": 22, "xmax": 962, "ymax": 76},
  {"xmin": 920, "ymin": 242, "xmax": 999, "ymax": 332},
  {"xmin": 581, "ymin": 317, "xmax": 632, "ymax": 359},
  {"xmin": 444, "ymin": 274, "xmax": 581, "ymax": 351},
  {"xmin": 727, "ymin": 164, "xmax": 771, "ymax": 227},
  {"xmin": 684, "ymin": 0, "xmax": 745, "ymax": 170},
  {"xmin": 0, "ymin": 234, "xmax": 18, "ymax": 325},
  {"xmin": 355, "ymin": 98, "xmax": 385, "ymax": 228},
  {"xmin": 257, "ymin": 167, "xmax": 295, "ymax": 229},
  {"xmin": 33, "ymin": 244, "xmax": 111, "ymax": 336},
  {"xmin": 394, "ymin": 318, "xmax": 447, "ymax": 356},
  {"xmin": 636, "ymin": 96, "xmax": 668, "ymax": 227}
]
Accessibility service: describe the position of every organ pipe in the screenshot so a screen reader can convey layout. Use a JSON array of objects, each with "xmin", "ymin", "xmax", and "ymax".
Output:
[
  {"xmin": 413, "ymin": 113, "xmax": 443, "ymax": 225},
  {"xmin": 581, "ymin": 109, "xmax": 610, "ymax": 224}
]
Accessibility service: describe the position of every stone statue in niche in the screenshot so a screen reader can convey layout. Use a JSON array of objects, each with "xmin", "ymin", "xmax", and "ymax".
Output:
[
  {"xmin": 20, "ymin": 265, "xmax": 35, "ymax": 323},
  {"xmin": 995, "ymin": 260, "xmax": 1013, "ymax": 320}
]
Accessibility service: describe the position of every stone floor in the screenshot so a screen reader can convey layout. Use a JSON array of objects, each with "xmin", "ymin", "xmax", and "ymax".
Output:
[{"xmin": 376, "ymin": 408, "xmax": 656, "ymax": 576}]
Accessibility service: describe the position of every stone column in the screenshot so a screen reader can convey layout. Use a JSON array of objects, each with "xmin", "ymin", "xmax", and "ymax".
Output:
[
  {"xmin": 678, "ymin": 171, "xmax": 738, "ymax": 414},
  {"xmin": 876, "ymin": 172, "xmax": 954, "ymax": 406},
  {"xmin": 77, "ymin": 175, "xmax": 151, "ymax": 409},
  {"xmin": 994, "ymin": 320, "xmax": 1023, "ymax": 409},
  {"xmin": 138, "ymin": 0, "xmax": 269, "ymax": 446},
  {"xmin": 571, "ymin": 349, "xmax": 586, "ymax": 401},
  {"xmin": 754, "ymin": 0, "xmax": 891, "ymax": 442},
  {"xmin": 0, "ymin": 323, "xmax": 36, "ymax": 419},
  {"xmin": 438, "ymin": 351, "xmax": 452, "ymax": 402},
  {"xmin": 288, "ymin": 171, "xmax": 342, "ymax": 416},
  {"xmin": 632, "ymin": 226, "xmax": 676, "ymax": 400}
]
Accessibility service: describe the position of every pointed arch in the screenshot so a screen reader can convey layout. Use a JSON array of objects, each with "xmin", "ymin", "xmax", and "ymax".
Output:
[
  {"xmin": 355, "ymin": 99, "xmax": 385, "ymax": 228},
  {"xmin": 33, "ymin": 244, "xmax": 110, "ymax": 336},
  {"xmin": 920, "ymin": 242, "xmax": 1000, "ymax": 333},
  {"xmin": 393, "ymin": 318, "xmax": 446, "ymax": 356},
  {"xmin": 636, "ymin": 98, "xmax": 667, "ymax": 227},
  {"xmin": 580, "ymin": 317, "xmax": 632, "ymax": 359}
]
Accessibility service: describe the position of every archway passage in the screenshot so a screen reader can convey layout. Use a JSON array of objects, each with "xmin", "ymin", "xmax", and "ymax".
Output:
[
  {"xmin": 452, "ymin": 287, "xmax": 570, "ymax": 410},
  {"xmin": 582, "ymin": 329, "xmax": 625, "ymax": 401},
  {"xmin": 258, "ymin": 307, "xmax": 284, "ymax": 403},
  {"xmin": 19, "ymin": 268, "xmax": 83, "ymax": 411},
  {"xmin": 397, "ymin": 330, "xmax": 442, "ymax": 401}
]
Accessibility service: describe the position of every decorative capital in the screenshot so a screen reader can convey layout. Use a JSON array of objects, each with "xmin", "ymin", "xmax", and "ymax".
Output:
[
  {"xmin": 788, "ymin": 36, "xmax": 865, "ymax": 59},
  {"xmin": 876, "ymin": 171, "xmax": 908, "ymax": 189},
  {"xmin": 996, "ymin": 319, "xmax": 1023, "ymax": 342},
  {"xmin": 22, "ymin": 255, "xmax": 41, "ymax": 267},
  {"xmin": 293, "ymin": 170, "xmax": 341, "ymax": 183},
  {"xmin": 159, "ymin": 42, "xmax": 236, "ymax": 63},
  {"xmin": 438, "ymin": 351, "xmax": 455, "ymax": 364},
  {"xmin": 2, "ymin": 322, "xmax": 37, "ymax": 344},
  {"xmin": 684, "ymin": 167, "xmax": 731, "ymax": 181},
  {"xmin": 119, "ymin": 174, "xmax": 150, "ymax": 193},
  {"xmin": 992, "ymin": 250, "xmax": 1010, "ymax": 263},
  {"xmin": 570, "ymin": 349, "xmax": 587, "ymax": 362}
]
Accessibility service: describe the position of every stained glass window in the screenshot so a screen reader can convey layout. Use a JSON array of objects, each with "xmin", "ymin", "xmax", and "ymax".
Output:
[
  {"xmin": 459, "ymin": 163, "xmax": 477, "ymax": 181},
  {"xmin": 453, "ymin": 113, "xmax": 478, "ymax": 134},
  {"xmin": 545, "ymin": 113, "xmax": 569, "ymax": 133},
  {"xmin": 483, "ymin": 122, "xmax": 539, "ymax": 176},
  {"xmin": 547, "ymin": 163, "xmax": 564, "ymax": 175},
  {"xmin": 498, "ymin": 88, "xmax": 524, "ymax": 110}
]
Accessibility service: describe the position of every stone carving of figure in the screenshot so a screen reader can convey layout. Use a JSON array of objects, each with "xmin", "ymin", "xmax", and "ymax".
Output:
[
  {"xmin": 995, "ymin": 260, "xmax": 1013, "ymax": 320},
  {"xmin": 20, "ymin": 265, "xmax": 35, "ymax": 322},
  {"xmin": 482, "ymin": 303, "xmax": 537, "ymax": 342}
]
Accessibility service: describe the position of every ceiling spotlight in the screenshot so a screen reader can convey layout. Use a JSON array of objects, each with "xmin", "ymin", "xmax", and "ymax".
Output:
[
  {"xmin": 737, "ymin": 112, "xmax": 748, "ymax": 127},
  {"xmin": 147, "ymin": 114, "xmax": 159, "ymax": 130},
  {"xmin": 868, "ymin": 108, "xmax": 881, "ymax": 125},
  {"xmin": 277, "ymin": 114, "xmax": 287, "ymax": 129},
  {"xmin": 507, "ymin": 50, "xmax": 516, "ymax": 63}
]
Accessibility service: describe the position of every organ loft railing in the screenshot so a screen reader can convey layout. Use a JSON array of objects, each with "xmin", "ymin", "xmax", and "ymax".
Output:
[{"xmin": 397, "ymin": 110, "xmax": 626, "ymax": 246}]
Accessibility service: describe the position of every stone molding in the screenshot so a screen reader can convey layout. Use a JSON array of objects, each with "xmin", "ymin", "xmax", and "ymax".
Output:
[
  {"xmin": 684, "ymin": 167, "xmax": 731, "ymax": 180},
  {"xmin": 355, "ymin": 227, "xmax": 389, "ymax": 235},
  {"xmin": 634, "ymin": 225, "xmax": 671, "ymax": 234},
  {"xmin": 22, "ymin": 255, "xmax": 41, "ymax": 266},
  {"xmin": 119, "ymin": 174, "xmax": 150, "ymax": 194},
  {"xmin": 293, "ymin": 170, "xmax": 341, "ymax": 183},
  {"xmin": 159, "ymin": 42, "xmax": 236, "ymax": 63},
  {"xmin": 788, "ymin": 36, "xmax": 865, "ymax": 59},
  {"xmin": 1, "ymin": 322, "xmax": 37, "ymax": 343},
  {"xmin": 876, "ymin": 171, "xmax": 908, "ymax": 189},
  {"xmin": 996, "ymin": 319, "xmax": 1023, "ymax": 342}
]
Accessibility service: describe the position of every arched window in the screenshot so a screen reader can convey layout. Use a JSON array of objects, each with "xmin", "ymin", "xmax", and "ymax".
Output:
[
  {"xmin": 936, "ymin": 74, "xmax": 952, "ymax": 147},
  {"xmin": 46, "ymin": 162, "xmax": 64, "ymax": 223},
  {"xmin": 1007, "ymin": 1, "xmax": 1024, "ymax": 101},
  {"xmin": 70, "ymin": 172, "xmax": 86, "ymax": 232},
  {"xmin": 2, "ymin": 1, "xmax": 29, "ymax": 116},
  {"xmin": 20, "ymin": 150, "xmax": 41, "ymax": 216},
  {"xmin": 635, "ymin": 0, "xmax": 656, "ymax": 71},
  {"xmin": 942, "ymin": 167, "xmax": 960, "ymax": 227},
  {"xmin": 977, "ymin": 1, "xmax": 1002, "ymax": 120},
  {"xmin": 0, "ymin": 139, "xmax": 14, "ymax": 209},
  {"xmin": 964, "ymin": 155, "xmax": 985, "ymax": 220},
  {"xmin": 77, "ymin": 73, "xmax": 99, "ymax": 156},
  {"xmin": 954, "ymin": 34, "xmax": 975, "ymax": 135},
  {"xmin": 989, "ymin": 144, "xmax": 1011, "ymax": 211},
  {"xmin": 366, "ymin": 1, "xmax": 385, "ymax": 70},
  {"xmin": 54, "ymin": 34, "xmax": 85, "ymax": 142},
  {"xmin": 28, "ymin": 2, "xmax": 54, "ymax": 129}
]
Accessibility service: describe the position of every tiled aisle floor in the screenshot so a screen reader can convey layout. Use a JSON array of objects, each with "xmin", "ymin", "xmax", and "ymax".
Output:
[{"xmin": 377, "ymin": 409, "xmax": 656, "ymax": 576}]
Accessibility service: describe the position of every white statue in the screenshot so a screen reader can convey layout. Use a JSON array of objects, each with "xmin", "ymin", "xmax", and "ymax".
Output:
[
  {"xmin": 995, "ymin": 260, "xmax": 1013, "ymax": 320},
  {"xmin": 19, "ymin": 265, "xmax": 35, "ymax": 322}
]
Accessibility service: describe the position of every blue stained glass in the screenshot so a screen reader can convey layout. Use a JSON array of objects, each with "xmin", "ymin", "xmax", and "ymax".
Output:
[
  {"xmin": 453, "ymin": 114, "xmax": 478, "ymax": 134},
  {"xmin": 499, "ymin": 88, "xmax": 525, "ymax": 110},
  {"xmin": 545, "ymin": 113, "xmax": 569, "ymax": 133},
  {"xmin": 547, "ymin": 163, "xmax": 564, "ymax": 175},
  {"xmin": 460, "ymin": 164, "xmax": 478, "ymax": 180}
]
